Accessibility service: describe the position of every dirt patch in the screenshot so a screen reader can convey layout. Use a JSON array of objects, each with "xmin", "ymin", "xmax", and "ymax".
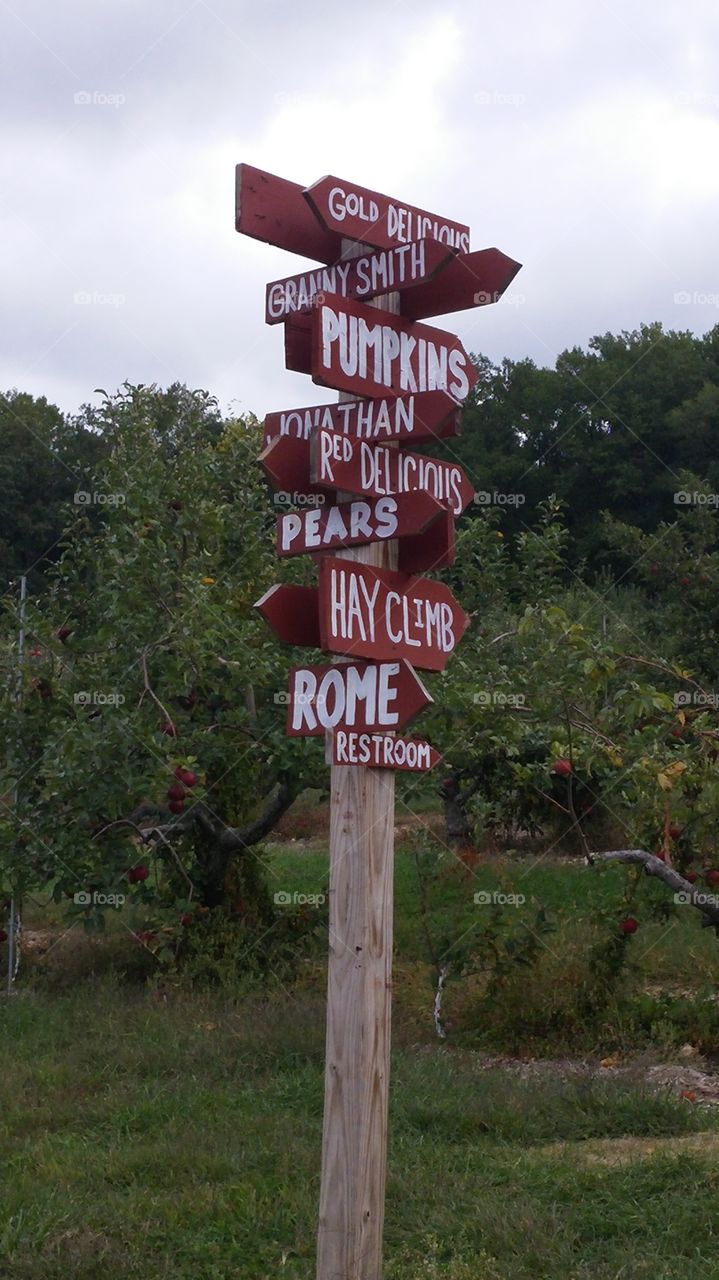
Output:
[
  {"xmin": 467, "ymin": 1051, "xmax": 719, "ymax": 1105},
  {"xmin": 537, "ymin": 1130, "xmax": 719, "ymax": 1166}
]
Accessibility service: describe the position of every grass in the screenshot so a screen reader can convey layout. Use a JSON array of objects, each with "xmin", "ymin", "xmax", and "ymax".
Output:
[
  {"xmin": 1, "ymin": 983, "xmax": 719, "ymax": 1279},
  {"xmin": 4, "ymin": 832, "xmax": 719, "ymax": 1276},
  {"xmin": 264, "ymin": 838, "xmax": 719, "ymax": 1054}
]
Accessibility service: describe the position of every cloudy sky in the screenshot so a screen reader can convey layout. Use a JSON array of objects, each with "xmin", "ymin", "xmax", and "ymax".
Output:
[{"xmin": 1, "ymin": 0, "xmax": 717, "ymax": 421}]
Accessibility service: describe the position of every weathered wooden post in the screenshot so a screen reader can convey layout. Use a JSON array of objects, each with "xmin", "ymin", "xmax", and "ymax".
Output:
[{"xmin": 236, "ymin": 163, "xmax": 521, "ymax": 1279}]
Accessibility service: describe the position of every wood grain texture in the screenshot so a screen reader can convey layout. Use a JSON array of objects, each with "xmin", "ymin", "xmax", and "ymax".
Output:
[{"xmin": 315, "ymin": 243, "xmax": 399, "ymax": 1280}]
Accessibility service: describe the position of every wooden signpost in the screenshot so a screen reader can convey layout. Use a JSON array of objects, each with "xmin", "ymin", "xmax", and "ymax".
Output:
[{"xmin": 236, "ymin": 163, "xmax": 520, "ymax": 1280}]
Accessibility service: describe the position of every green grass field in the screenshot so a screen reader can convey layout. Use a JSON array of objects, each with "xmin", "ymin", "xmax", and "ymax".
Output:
[{"xmin": 2, "ymin": 837, "xmax": 719, "ymax": 1278}]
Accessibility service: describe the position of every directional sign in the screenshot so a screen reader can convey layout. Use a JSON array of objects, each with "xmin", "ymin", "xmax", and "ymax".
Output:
[
  {"xmin": 308, "ymin": 296, "xmax": 478, "ymax": 403},
  {"xmin": 310, "ymin": 426, "xmax": 475, "ymax": 516},
  {"xmin": 254, "ymin": 584, "xmax": 320, "ymax": 647},
  {"xmin": 329, "ymin": 730, "xmax": 441, "ymax": 772},
  {"xmin": 304, "ymin": 175, "xmax": 470, "ymax": 255},
  {"xmin": 401, "ymin": 248, "xmax": 522, "ymax": 322},
  {"xmin": 275, "ymin": 488, "xmax": 455, "ymax": 574},
  {"xmin": 236, "ymin": 164, "xmax": 340, "ymax": 264},
  {"xmin": 259, "ymin": 434, "xmax": 324, "ymax": 502},
  {"xmin": 265, "ymin": 239, "xmax": 455, "ymax": 325},
  {"xmin": 286, "ymin": 660, "xmax": 432, "ymax": 737},
  {"xmin": 263, "ymin": 391, "xmax": 460, "ymax": 448},
  {"xmin": 318, "ymin": 557, "xmax": 470, "ymax": 672},
  {"xmin": 276, "ymin": 491, "xmax": 446, "ymax": 557}
]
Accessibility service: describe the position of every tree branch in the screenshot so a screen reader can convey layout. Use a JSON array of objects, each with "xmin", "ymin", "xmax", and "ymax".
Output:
[
  {"xmin": 590, "ymin": 849, "xmax": 719, "ymax": 928},
  {"xmin": 138, "ymin": 783, "xmax": 298, "ymax": 853}
]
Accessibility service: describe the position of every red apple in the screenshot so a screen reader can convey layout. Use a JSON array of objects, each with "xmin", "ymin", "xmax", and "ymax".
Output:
[
  {"xmin": 668, "ymin": 823, "xmax": 682, "ymax": 840},
  {"xmin": 56, "ymin": 626, "xmax": 72, "ymax": 643},
  {"xmin": 167, "ymin": 782, "xmax": 185, "ymax": 802},
  {"xmin": 180, "ymin": 913, "xmax": 193, "ymax": 927},
  {"xmin": 680, "ymin": 577, "xmax": 690, "ymax": 588},
  {"xmin": 128, "ymin": 865, "xmax": 149, "ymax": 884},
  {"xmin": 706, "ymin": 869, "xmax": 719, "ymax": 888},
  {"xmin": 175, "ymin": 767, "xmax": 198, "ymax": 788},
  {"xmin": 0, "ymin": 929, "xmax": 7, "ymax": 943},
  {"xmin": 553, "ymin": 759, "xmax": 572, "ymax": 777},
  {"xmin": 161, "ymin": 721, "xmax": 177, "ymax": 737},
  {"xmin": 654, "ymin": 849, "xmax": 667, "ymax": 862},
  {"xmin": 670, "ymin": 726, "xmax": 684, "ymax": 739},
  {"xmin": 685, "ymin": 870, "xmax": 698, "ymax": 884},
  {"xmin": 168, "ymin": 799, "xmax": 184, "ymax": 815},
  {"xmin": 620, "ymin": 917, "xmax": 639, "ymax": 935}
]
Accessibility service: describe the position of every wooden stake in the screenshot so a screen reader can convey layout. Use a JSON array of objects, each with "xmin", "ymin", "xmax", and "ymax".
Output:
[{"xmin": 315, "ymin": 247, "xmax": 399, "ymax": 1280}]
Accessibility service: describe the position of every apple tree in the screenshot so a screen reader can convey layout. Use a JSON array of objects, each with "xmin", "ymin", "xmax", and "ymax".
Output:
[{"xmin": 0, "ymin": 383, "xmax": 325, "ymax": 966}]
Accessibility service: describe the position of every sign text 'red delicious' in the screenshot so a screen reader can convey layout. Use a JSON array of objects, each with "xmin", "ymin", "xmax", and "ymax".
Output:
[
  {"xmin": 318, "ymin": 557, "xmax": 469, "ymax": 672},
  {"xmin": 266, "ymin": 238, "xmax": 454, "ymax": 324},
  {"xmin": 263, "ymin": 391, "xmax": 459, "ymax": 447},
  {"xmin": 310, "ymin": 426, "xmax": 475, "ymax": 517},
  {"xmin": 304, "ymin": 175, "xmax": 470, "ymax": 254},
  {"xmin": 286, "ymin": 660, "xmax": 432, "ymax": 736},
  {"xmin": 310, "ymin": 296, "xmax": 477, "ymax": 404}
]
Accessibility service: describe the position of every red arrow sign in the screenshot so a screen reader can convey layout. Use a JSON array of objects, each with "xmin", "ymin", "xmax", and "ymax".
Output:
[
  {"xmin": 236, "ymin": 164, "xmax": 341, "ymax": 264},
  {"xmin": 329, "ymin": 730, "xmax": 441, "ymax": 772},
  {"xmin": 259, "ymin": 435, "xmax": 325, "ymax": 501},
  {"xmin": 401, "ymin": 248, "xmax": 522, "ymax": 321},
  {"xmin": 254, "ymin": 584, "xmax": 320, "ymax": 647},
  {"xmin": 277, "ymin": 491, "xmax": 446, "ymax": 557},
  {"xmin": 263, "ymin": 391, "xmax": 459, "ymax": 449},
  {"xmin": 304, "ymin": 175, "xmax": 470, "ymax": 255},
  {"xmin": 286, "ymin": 660, "xmax": 432, "ymax": 736},
  {"xmin": 265, "ymin": 238, "xmax": 455, "ymax": 325},
  {"xmin": 308, "ymin": 296, "xmax": 477, "ymax": 404},
  {"xmin": 310, "ymin": 427, "xmax": 475, "ymax": 517},
  {"xmin": 318, "ymin": 557, "xmax": 469, "ymax": 672}
]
